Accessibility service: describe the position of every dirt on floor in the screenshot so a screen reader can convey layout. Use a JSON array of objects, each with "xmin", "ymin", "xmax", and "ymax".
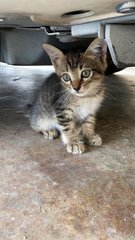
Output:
[{"xmin": 0, "ymin": 66, "xmax": 135, "ymax": 240}]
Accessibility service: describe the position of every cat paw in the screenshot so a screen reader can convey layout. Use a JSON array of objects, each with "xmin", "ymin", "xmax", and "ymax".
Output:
[
  {"xmin": 42, "ymin": 129, "xmax": 59, "ymax": 140},
  {"xmin": 66, "ymin": 142, "xmax": 85, "ymax": 154},
  {"xmin": 89, "ymin": 134, "xmax": 102, "ymax": 146}
]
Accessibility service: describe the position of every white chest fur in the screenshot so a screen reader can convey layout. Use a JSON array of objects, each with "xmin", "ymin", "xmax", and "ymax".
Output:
[{"xmin": 74, "ymin": 95, "xmax": 103, "ymax": 120}]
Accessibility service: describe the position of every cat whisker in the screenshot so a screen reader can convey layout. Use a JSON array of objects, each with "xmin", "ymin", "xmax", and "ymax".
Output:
[
  {"xmin": 103, "ymin": 92, "xmax": 117, "ymax": 101},
  {"xmin": 84, "ymin": 82, "xmax": 118, "ymax": 100},
  {"xmin": 48, "ymin": 89, "xmax": 68, "ymax": 100},
  {"xmin": 86, "ymin": 86, "xmax": 103, "ymax": 98},
  {"xmin": 63, "ymin": 91, "xmax": 70, "ymax": 104},
  {"xmin": 104, "ymin": 83, "xmax": 127, "ymax": 93},
  {"xmin": 52, "ymin": 90, "xmax": 69, "ymax": 108}
]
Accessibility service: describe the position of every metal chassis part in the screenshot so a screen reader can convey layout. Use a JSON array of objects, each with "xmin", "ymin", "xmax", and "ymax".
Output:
[{"xmin": 71, "ymin": 16, "xmax": 135, "ymax": 68}]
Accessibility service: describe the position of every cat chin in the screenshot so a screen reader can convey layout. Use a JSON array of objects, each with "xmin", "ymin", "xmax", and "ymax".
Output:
[
  {"xmin": 75, "ymin": 93, "xmax": 87, "ymax": 97},
  {"xmin": 71, "ymin": 91, "xmax": 88, "ymax": 97}
]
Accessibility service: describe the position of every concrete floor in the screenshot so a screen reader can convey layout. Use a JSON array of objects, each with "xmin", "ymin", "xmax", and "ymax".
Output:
[{"xmin": 0, "ymin": 65, "xmax": 135, "ymax": 240}]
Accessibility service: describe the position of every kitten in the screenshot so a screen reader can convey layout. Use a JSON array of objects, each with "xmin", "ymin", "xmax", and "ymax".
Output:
[{"xmin": 27, "ymin": 38, "xmax": 107, "ymax": 154}]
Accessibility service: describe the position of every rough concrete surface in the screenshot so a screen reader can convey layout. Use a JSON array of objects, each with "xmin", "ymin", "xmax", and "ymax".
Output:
[{"xmin": 0, "ymin": 65, "xmax": 135, "ymax": 240}]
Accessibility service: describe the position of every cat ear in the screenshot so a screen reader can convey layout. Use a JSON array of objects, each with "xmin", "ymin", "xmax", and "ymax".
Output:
[
  {"xmin": 84, "ymin": 38, "xmax": 107, "ymax": 63},
  {"xmin": 43, "ymin": 43, "xmax": 65, "ymax": 66}
]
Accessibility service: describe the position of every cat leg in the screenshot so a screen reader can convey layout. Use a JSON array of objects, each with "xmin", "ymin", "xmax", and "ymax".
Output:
[
  {"xmin": 57, "ymin": 110, "xmax": 85, "ymax": 154},
  {"xmin": 30, "ymin": 116, "xmax": 59, "ymax": 140},
  {"xmin": 62, "ymin": 127, "xmax": 85, "ymax": 154},
  {"xmin": 82, "ymin": 115, "xmax": 102, "ymax": 146}
]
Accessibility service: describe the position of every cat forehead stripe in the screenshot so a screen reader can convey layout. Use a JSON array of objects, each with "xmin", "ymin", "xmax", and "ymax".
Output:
[{"xmin": 66, "ymin": 52, "xmax": 83, "ymax": 69}]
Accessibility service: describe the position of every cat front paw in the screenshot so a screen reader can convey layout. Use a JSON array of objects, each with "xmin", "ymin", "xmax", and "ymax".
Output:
[
  {"xmin": 66, "ymin": 142, "xmax": 85, "ymax": 154},
  {"xmin": 42, "ymin": 129, "xmax": 59, "ymax": 140},
  {"xmin": 89, "ymin": 134, "xmax": 102, "ymax": 146}
]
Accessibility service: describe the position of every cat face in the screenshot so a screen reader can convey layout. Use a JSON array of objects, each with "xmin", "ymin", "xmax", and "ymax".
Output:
[{"xmin": 43, "ymin": 38, "xmax": 107, "ymax": 97}]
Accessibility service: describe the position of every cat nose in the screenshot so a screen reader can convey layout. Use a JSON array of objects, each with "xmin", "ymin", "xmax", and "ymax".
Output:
[{"xmin": 73, "ymin": 86, "xmax": 81, "ymax": 92}]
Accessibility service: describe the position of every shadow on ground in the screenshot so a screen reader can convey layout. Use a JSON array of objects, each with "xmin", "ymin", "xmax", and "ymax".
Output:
[{"xmin": 0, "ymin": 66, "xmax": 135, "ymax": 240}]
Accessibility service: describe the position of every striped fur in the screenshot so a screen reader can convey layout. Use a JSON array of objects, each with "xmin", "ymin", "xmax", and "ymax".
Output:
[{"xmin": 27, "ymin": 38, "xmax": 107, "ymax": 154}]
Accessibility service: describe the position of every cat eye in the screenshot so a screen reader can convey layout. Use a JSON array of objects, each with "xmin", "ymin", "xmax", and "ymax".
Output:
[
  {"xmin": 81, "ymin": 69, "xmax": 91, "ymax": 79},
  {"xmin": 61, "ymin": 73, "xmax": 71, "ymax": 82}
]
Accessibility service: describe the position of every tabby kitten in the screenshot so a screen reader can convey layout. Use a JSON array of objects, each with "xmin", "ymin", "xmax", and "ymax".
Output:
[{"xmin": 27, "ymin": 38, "xmax": 107, "ymax": 154}]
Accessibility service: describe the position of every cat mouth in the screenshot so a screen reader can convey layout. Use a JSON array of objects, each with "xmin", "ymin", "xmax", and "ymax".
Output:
[{"xmin": 71, "ymin": 89, "xmax": 87, "ymax": 97}]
